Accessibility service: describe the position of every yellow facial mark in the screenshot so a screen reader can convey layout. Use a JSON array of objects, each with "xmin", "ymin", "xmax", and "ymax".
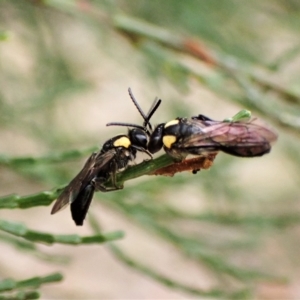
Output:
[
  {"xmin": 164, "ymin": 119, "xmax": 179, "ymax": 128},
  {"xmin": 113, "ymin": 137, "xmax": 131, "ymax": 148},
  {"xmin": 163, "ymin": 135, "xmax": 177, "ymax": 149}
]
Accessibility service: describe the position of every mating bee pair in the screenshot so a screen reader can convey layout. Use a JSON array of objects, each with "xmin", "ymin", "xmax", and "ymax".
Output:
[{"xmin": 51, "ymin": 88, "xmax": 278, "ymax": 226}]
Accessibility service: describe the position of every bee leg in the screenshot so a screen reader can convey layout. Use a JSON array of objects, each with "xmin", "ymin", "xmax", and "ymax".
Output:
[
  {"xmin": 93, "ymin": 178, "xmax": 123, "ymax": 192},
  {"xmin": 133, "ymin": 146, "xmax": 153, "ymax": 160},
  {"xmin": 164, "ymin": 147, "xmax": 187, "ymax": 162},
  {"xmin": 110, "ymin": 166, "xmax": 124, "ymax": 190},
  {"xmin": 93, "ymin": 163, "xmax": 124, "ymax": 192}
]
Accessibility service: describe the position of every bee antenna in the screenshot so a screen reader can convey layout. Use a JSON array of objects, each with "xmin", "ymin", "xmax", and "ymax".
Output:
[
  {"xmin": 106, "ymin": 122, "xmax": 145, "ymax": 131},
  {"xmin": 128, "ymin": 88, "xmax": 148, "ymax": 122},
  {"xmin": 107, "ymin": 88, "xmax": 161, "ymax": 135},
  {"xmin": 144, "ymin": 97, "xmax": 161, "ymax": 130},
  {"xmin": 128, "ymin": 88, "xmax": 161, "ymax": 132}
]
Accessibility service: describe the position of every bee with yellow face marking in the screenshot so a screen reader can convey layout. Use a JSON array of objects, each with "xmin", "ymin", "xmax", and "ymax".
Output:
[
  {"xmin": 147, "ymin": 113, "xmax": 278, "ymax": 161},
  {"xmin": 51, "ymin": 88, "xmax": 161, "ymax": 226}
]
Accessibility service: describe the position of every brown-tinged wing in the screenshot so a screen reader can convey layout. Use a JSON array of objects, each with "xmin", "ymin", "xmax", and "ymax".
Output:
[
  {"xmin": 179, "ymin": 118, "xmax": 278, "ymax": 157},
  {"xmin": 50, "ymin": 150, "xmax": 116, "ymax": 215}
]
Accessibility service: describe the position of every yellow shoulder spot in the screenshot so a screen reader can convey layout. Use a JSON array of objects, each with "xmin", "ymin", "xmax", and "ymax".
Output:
[
  {"xmin": 113, "ymin": 137, "xmax": 131, "ymax": 148},
  {"xmin": 163, "ymin": 135, "xmax": 177, "ymax": 149},
  {"xmin": 165, "ymin": 119, "xmax": 179, "ymax": 128}
]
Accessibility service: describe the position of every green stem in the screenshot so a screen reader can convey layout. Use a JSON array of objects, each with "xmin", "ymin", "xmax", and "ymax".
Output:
[
  {"xmin": 113, "ymin": 154, "xmax": 174, "ymax": 186},
  {"xmin": 0, "ymin": 219, "xmax": 124, "ymax": 245},
  {"xmin": 0, "ymin": 273, "xmax": 62, "ymax": 293}
]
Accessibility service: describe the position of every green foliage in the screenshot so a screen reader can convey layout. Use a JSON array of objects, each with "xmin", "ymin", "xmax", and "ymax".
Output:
[
  {"xmin": 0, "ymin": 273, "xmax": 62, "ymax": 300},
  {"xmin": 0, "ymin": 0, "xmax": 300, "ymax": 298},
  {"xmin": 0, "ymin": 219, "xmax": 123, "ymax": 245}
]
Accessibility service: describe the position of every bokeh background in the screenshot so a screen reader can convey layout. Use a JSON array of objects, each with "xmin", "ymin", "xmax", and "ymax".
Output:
[{"xmin": 1, "ymin": 1, "xmax": 300, "ymax": 299}]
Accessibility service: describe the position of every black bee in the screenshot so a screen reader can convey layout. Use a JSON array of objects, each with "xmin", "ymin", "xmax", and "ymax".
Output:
[
  {"xmin": 51, "ymin": 88, "xmax": 161, "ymax": 226},
  {"xmin": 147, "ymin": 113, "xmax": 278, "ymax": 161}
]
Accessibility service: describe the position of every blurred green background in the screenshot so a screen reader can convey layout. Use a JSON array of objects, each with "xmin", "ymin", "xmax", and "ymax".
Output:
[{"xmin": 0, "ymin": 0, "xmax": 300, "ymax": 299}]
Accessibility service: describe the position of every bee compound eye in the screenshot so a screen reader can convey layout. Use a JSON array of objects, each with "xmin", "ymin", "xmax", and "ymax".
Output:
[
  {"xmin": 148, "ymin": 124, "xmax": 165, "ymax": 154},
  {"xmin": 130, "ymin": 128, "xmax": 148, "ymax": 148}
]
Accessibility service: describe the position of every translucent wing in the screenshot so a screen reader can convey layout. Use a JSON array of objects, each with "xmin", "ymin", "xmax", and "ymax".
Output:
[
  {"xmin": 177, "ymin": 118, "xmax": 278, "ymax": 157},
  {"xmin": 50, "ymin": 150, "xmax": 116, "ymax": 215}
]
